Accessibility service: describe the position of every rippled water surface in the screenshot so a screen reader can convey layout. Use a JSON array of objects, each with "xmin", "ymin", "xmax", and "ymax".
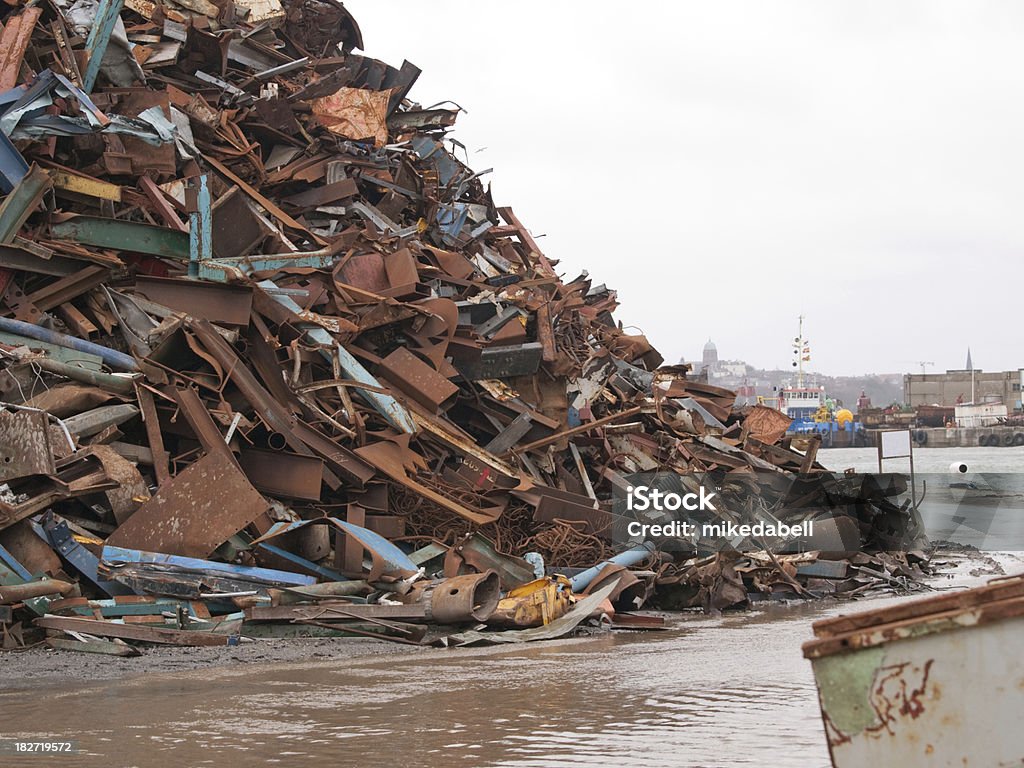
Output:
[{"xmin": 1, "ymin": 598, "xmax": 926, "ymax": 768}]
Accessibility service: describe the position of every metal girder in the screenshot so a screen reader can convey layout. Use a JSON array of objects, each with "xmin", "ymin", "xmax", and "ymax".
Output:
[
  {"xmin": 82, "ymin": 0, "xmax": 127, "ymax": 93},
  {"xmin": 0, "ymin": 8, "xmax": 42, "ymax": 92},
  {"xmin": 50, "ymin": 169, "xmax": 123, "ymax": 201},
  {"xmin": 0, "ymin": 132, "xmax": 29, "ymax": 194},
  {"xmin": 51, "ymin": 216, "xmax": 190, "ymax": 260},
  {"xmin": 33, "ymin": 513, "xmax": 137, "ymax": 598},
  {"xmin": 35, "ymin": 615, "xmax": 235, "ymax": 646},
  {"xmin": 197, "ymin": 249, "xmax": 342, "ymax": 282},
  {"xmin": 188, "ymin": 175, "xmax": 211, "ymax": 276},
  {"xmin": 0, "ymin": 164, "xmax": 52, "ymax": 243},
  {"xmin": 0, "ymin": 542, "xmax": 51, "ymax": 615}
]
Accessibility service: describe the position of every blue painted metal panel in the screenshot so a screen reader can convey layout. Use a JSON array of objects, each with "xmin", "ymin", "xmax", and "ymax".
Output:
[
  {"xmin": 100, "ymin": 545, "xmax": 316, "ymax": 587},
  {"xmin": 0, "ymin": 131, "xmax": 28, "ymax": 193},
  {"xmin": 0, "ymin": 542, "xmax": 32, "ymax": 581}
]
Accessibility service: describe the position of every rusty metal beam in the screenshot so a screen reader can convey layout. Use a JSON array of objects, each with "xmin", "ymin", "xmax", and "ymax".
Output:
[
  {"xmin": 0, "ymin": 8, "xmax": 42, "ymax": 92},
  {"xmin": 135, "ymin": 276, "xmax": 253, "ymax": 326},
  {"xmin": 511, "ymin": 406, "xmax": 644, "ymax": 456},
  {"xmin": 136, "ymin": 386, "xmax": 170, "ymax": 487},
  {"xmin": 35, "ymin": 615, "xmax": 233, "ymax": 646},
  {"xmin": 20, "ymin": 264, "xmax": 110, "ymax": 314},
  {"xmin": 138, "ymin": 175, "xmax": 187, "ymax": 231}
]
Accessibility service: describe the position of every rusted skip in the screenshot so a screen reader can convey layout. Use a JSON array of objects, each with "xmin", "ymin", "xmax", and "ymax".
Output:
[{"xmin": 804, "ymin": 575, "xmax": 1024, "ymax": 767}]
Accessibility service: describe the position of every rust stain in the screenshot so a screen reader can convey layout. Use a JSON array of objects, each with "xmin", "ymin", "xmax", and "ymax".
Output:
[{"xmin": 867, "ymin": 658, "xmax": 935, "ymax": 737}]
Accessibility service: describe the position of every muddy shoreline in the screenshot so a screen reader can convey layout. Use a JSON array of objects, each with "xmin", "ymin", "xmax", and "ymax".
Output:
[{"xmin": 0, "ymin": 636, "xmax": 423, "ymax": 688}]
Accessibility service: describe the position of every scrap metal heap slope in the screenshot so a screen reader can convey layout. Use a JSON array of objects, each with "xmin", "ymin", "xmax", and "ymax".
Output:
[{"xmin": 0, "ymin": 0, "xmax": 929, "ymax": 651}]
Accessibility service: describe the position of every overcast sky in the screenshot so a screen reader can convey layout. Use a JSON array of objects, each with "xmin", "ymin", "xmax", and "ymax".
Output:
[{"xmin": 349, "ymin": 1, "xmax": 1023, "ymax": 377}]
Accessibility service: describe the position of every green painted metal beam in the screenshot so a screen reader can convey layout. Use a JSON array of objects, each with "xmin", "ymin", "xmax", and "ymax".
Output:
[
  {"xmin": 0, "ymin": 164, "xmax": 52, "ymax": 243},
  {"xmin": 197, "ymin": 251, "xmax": 340, "ymax": 282},
  {"xmin": 0, "ymin": 331, "xmax": 103, "ymax": 370},
  {"xmin": 51, "ymin": 216, "xmax": 190, "ymax": 260}
]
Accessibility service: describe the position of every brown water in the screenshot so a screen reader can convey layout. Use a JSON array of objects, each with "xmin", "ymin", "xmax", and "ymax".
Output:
[{"xmin": 0, "ymin": 598, "xmax": 915, "ymax": 768}]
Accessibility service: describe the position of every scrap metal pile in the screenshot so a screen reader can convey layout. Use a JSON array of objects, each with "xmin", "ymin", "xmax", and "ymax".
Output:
[{"xmin": 0, "ymin": 0, "xmax": 929, "ymax": 654}]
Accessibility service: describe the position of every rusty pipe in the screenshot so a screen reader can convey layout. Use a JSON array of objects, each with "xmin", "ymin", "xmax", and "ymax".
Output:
[
  {"xmin": 426, "ymin": 570, "xmax": 500, "ymax": 624},
  {"xmin": 0, "ymin": 579, "xmax": 74, "ymax": 604}
]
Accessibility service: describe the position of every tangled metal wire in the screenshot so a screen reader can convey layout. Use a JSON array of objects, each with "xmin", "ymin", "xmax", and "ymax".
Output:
[
  {"xmin": 390, "ymin": 485, "xmax": 612, "ymax": 567},
  {"xmin": 519, "ymin": 519, "xmax": 613, "ymax": 568}
]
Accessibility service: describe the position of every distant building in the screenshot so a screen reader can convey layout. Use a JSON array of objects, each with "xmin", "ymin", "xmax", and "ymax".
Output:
[
  {"xmin": 904, "ymin": 368, "xmax": 1024, "ymax": 411},
  {"xmin": 702, "ymin": 339, "xmax": 718, "ymax": 368}
]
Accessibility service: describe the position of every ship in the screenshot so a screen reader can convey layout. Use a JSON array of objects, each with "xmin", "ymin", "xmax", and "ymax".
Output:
[{"xmin": 760, "ymin": 316, "xmax": 865, "ymax": 447}]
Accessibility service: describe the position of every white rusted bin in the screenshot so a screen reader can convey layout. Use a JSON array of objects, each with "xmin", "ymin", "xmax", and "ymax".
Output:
[{"xmin": 803, "ymin": 575, "xmax": 1024, "ymax": 767}]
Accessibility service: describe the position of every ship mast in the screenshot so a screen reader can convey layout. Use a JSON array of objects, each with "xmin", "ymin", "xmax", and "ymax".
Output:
[{"xmin": 792, "ymin": 314, "xmax": 810, "ymax": 389}]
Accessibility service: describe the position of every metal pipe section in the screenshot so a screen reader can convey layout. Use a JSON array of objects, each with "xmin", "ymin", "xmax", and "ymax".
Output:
[
  {"xmin": 428, "ymin": 570, "xmax": 500, "ymax": 623},
  {"xmin": 25, "ymin": 357, "xmax": 137, "ymax": 394},
  {"xmin": 0, "ymin": 579, "xmax": 73, "ymax": 604},
  {"xmin": 570, "ymin": 541, "xmax": 657, "ymax": 593},
  {"xmin": 0, "ymin": 317, "xmax": 139, "ymax": 371}
]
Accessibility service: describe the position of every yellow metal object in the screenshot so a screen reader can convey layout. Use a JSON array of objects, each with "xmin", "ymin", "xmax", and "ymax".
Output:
[
  {"xmin": 489, "ymin": 576, "xmax": 573, "ymax": 628},
  {"xmin": 835, "ymin": 408, "xmax": 854, "ymax": 428},
  {"xmin": 49, "ymin": 170, "xmax": 122, "ymax": 202}
]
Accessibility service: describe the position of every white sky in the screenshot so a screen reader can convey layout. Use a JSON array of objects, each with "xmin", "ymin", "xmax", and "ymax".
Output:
[{"xmin": 349, "ymin": 1, "xmax": 1024, "ymax": 376}]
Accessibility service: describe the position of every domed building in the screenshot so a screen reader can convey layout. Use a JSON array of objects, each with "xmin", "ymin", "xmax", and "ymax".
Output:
[{"xmin": 702, "ymin": 339, "xmax": 718, "ymax": 369}]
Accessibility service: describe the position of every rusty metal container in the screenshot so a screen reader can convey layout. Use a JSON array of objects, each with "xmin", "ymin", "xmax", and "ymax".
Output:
[{"xmin": 803, "ymin": 574, "xmax": 1024, "ymax": 767}]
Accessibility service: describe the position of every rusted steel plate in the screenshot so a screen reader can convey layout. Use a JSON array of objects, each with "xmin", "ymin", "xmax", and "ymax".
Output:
[
  {"xmin": 741, "ymin": 404, "xmax": 792, "ymax": 444},
  {"xmin": 105, "ymin": 451, "xmax": 269, "ymax": 559},
  {"xmin": 88, "ymin": 445, "xmax": 149, "ymax": 525},
  {"xmin": 135, "ymin": 276, "xmax": 253, "ymax": 326},
  {"xmin": 0, "ymin": 410, "xmax": 55, "ymax": 482},
  {"xmin": 533, "ymin": 493, "xmax": 612, "ymax": 536},
  {"xmin": 281, "ymin": 179, "xmax": 358, "ymax": 209},
  {"xmin": 238, "ymin": 447, "xmax": 324, "ymax": 501},
  {"xmin": 377, "ymin": 347, "xmax": 459, "ymax": 413}
]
